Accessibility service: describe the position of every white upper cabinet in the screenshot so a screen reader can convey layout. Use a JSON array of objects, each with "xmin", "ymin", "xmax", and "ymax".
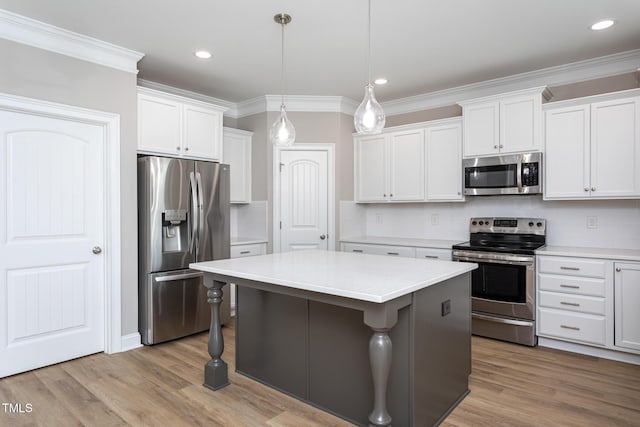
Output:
[
  {"xmin": 459, "ymin": 87, "xmax": 549, "ymax": 157},
  {"xmin": 137, "ymin": 87, "xmax": 225, "ymax": 161},
  {"xmin": 425, "ymin": 118, "xmax": 464, "ymax": 201},
  {"xmin": 544, "ymin": 89, "xmax": 640, "ymax": 200},
  {"xmin": 355, "ymin": 129, "xmax": 425, "ymax": 202},
  {"xmin": 223, "ymin": 127, "xmax": 252, "ymax": 204}
]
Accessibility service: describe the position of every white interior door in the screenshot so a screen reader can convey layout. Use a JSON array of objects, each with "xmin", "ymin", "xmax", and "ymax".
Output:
[
  {"xmin": 0, "ymin": 110, "xmax": 106, "ymax": 378},
  {"xmin": 279, "ymin": 150, "xmax": 329, "ymax": 252}
]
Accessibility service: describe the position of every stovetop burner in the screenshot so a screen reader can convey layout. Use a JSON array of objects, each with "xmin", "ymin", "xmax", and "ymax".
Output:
[{"xmin": 452, "ymin": 217, "xmax": 546, "ymax": 255}]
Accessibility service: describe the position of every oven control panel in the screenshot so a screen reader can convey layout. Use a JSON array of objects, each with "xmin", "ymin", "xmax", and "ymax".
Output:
[{"xmin": 469, "ymin": 217, "xmax": 546, "ymax": 235}]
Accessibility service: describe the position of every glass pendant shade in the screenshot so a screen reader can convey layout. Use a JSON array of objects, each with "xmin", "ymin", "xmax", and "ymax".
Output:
[
  {"xmin": 354, "ymin": 83, "xmax": 385, "ymax": 134},
  {"xmin": 270, "ymin": 104, "xmax": 296, "ymax": 146}
]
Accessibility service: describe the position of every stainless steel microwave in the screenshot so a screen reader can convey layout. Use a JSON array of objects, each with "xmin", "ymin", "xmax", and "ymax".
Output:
[{"xmin": 463, "ymin": 152, "xmax": 542, "ymax": 196}]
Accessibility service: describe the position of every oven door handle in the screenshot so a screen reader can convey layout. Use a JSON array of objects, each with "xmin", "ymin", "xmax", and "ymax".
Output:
[
  {"xmin": 473, "ymin": 312, "xmax": 533, "ymax": 327},
  {"xmin": 453, "ymin": 252, "xmax": 534, "ymax": 266}
]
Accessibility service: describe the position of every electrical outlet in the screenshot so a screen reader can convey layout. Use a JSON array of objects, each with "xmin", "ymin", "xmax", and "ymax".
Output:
[
  {"xmin": 376, "ymin": 213, "xmax": 383, "ymax": 224},
  {"xmin": 431, "ymin": 213, "xmax": 439, "ymax": 226},
  {"xmin": 441, "ymin": 299, "xmax": 451, "ymax": 317},
  {"xmin": 587, "ymin": 216, "xmax": 598, "ymax": 229}
]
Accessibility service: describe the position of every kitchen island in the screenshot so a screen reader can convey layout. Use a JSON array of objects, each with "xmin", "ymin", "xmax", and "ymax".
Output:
[{"xmin": 191, "ymin": 250, "xmax": 476, "ymax": 427}]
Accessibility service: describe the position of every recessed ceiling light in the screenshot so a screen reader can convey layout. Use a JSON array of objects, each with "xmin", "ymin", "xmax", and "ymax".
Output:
[
  {"xmin": 374, "ymin": 78, "xmax": 388, "ymax": 85},
  {"xmin": 194, "ymin": 50, "xmax": 213, "ymax": 59},
  {"xmin": 590, "ymin": 19, "xmax": 615, "ymax": 31}
]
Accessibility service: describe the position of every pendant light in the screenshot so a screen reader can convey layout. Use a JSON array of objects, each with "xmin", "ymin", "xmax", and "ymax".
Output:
[
  {"xmin": 270, "ymin": 13, "xmax": 296, "ymax": 146},
  {"xmin": 354, "ymin": 0, "xmax": 385, "ymax": 134}
]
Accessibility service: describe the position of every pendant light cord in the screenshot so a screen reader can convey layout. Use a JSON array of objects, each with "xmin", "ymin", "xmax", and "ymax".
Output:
[
  {"xmin": 280, "ymin": 18, "xmax": 285, "ymax": 106},
  {"xmin": 367, "ymin": 0, "xmax": 372, "ymax": 84}
]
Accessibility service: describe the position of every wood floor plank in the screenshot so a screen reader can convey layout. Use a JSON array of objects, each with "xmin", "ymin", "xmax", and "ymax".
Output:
[{"xmin": 1, "ymin": 321, "xmax": 639, "ymax": 426}]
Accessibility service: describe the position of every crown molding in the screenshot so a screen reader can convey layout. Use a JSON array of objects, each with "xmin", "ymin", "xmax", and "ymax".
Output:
[
  {"xmin": 231, "ymin": 95, "xmax": 358, "ymax": 119},
  {"xmin": 0, "ymin": 9, "xmax": 144, "ymax": 74},
  {"xmin": 137, "ymin": 79, "xmax": 232, "ymax": 112},
  {"xmin": 382, "ymin": 49, "xmax": 640, "ymax": 116}
]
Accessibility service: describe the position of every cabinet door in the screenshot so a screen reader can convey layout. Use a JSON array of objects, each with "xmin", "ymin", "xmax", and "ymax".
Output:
[
  {"xmin": 355, "ymin": 135, "xmax": 388, "ymax": 202},
  {"xmin": 590, "ymin": 97, "xmax": 640, "ymax": 198},
  {"xmin": 138, "ymin": 93, "xmax": 181, "ymax": 156},
  {"xmin": 223, "ymin": 129, "xmax": 252, "ymax": 203},
  {"xmin": 183, "ymin": 103, "xmax": 222, "ymax": 160},
  {"xmin": 463, "ymin": 101, "xmax": 499, "ymax": 157},
  {"xmin": 500, "ymin": 93, "xmax": 541, "ymax": 153},
  {"xmin": 425, "ymin": 121, "xmax": 463, "ymax": 201},
  {"xmin": 614, "ymin": 262, "xmax": 640, "ymax": 351},
  {"xmin": 544, "ymin": 105, "xmax": 590, "ymax": 199},
  {"xmin": 388, "ymin": 129, "xmax": 425, "ymax": 201}
]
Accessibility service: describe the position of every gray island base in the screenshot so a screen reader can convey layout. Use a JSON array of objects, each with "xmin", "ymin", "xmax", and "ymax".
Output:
[{"xmin": 191, "ymin": 250, "xmax": 476, "ymax": 427}]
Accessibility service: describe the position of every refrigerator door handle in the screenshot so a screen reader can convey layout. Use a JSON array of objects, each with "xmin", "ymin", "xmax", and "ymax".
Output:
[
  {"xmin": 196, "ymin": 171, "xmax": 205, "ymax": 253},
  {"xmin": 189, "ymin": 171, "xmax": 198, "ymax": 253}
]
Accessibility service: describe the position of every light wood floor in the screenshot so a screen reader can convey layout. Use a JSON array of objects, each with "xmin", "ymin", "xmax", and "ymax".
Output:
[{"xmin": 1, "ymin": 320, "xmax": 639, "ymax": 426}]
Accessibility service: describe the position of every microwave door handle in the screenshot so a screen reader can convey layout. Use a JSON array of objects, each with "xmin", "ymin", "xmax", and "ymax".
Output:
[
  {"xmin": 189, "ymin": 171, "xmax": 198, "ymax": 254},
  {"xmin": 196, "ymin": 171, "xmax": 204, "ymax": 254},
  {"xmin": 516, "ymin": 158, "xmax": 523, "ymax": 193}
]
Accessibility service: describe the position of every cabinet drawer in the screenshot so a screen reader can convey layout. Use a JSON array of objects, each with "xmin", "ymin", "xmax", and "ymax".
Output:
[
  {"xmin": 538, "ymin": 308, "xmax": 606, "ymax": 346},
  {"xmin": 538, "ymin": 291, "xmax": 605, "ymax": 315},
  {"xmin": 538, "ymin": 256, "xmax": 606, "ymax": 278},
  {"xmin": 538, "ymin": 274, "xmax": 605, "ymax": 297},
  {"xmin": 415, "ymin": 247, "xmax": 452, "ymax": 261},
  {"xmin": 342, "ymin": 243, "xmax": 415, "ymax": 257},
  {"xmin": 231, "ymin": 243, "xmax": 267, "ymax": 258}
]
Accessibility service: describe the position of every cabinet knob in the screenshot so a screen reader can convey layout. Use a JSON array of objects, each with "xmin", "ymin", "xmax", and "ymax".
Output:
[
  {"xmin": 591, "ymin": 187, "xmax": 596, "ymax": 191},
  {"xmin": 616, "ymin": 267, "xmax": 622, "ymax": 272},
  {"xmin": 390, "ymin": 194, "xmax": 393, "ymax": 197},
  {"xmin": 383, "ymin": 194, "xmax": 386, "ymax": 197},
  {"xmin": 320, "ymin": 234, "xmax": 327, "ymax": 240},
  {"xmin": 185, "ymin": 147, "xmax": 189, "ymax": 151},
  {"xmin": 584, "ymin": 188, "xmax": 589, "ymax": 192},
  {"xmin": 499, "ymin": 145, "xmax": 503, "ymax": 148},
  {"xmin": 457, "ymin": 192, "xmax": 461, "ymax": 195},
  {"xmin": 494, "ymin": 145, "xmax": 498, "ymax": 149},
  {"xmin": 176, "ymin": 146, "xmax": 181, "ymax": 150}
]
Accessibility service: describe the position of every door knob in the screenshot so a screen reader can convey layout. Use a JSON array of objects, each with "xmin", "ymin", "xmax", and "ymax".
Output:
[
  {"xmin": 320, "ymin": 234, "xmax": 326, "ymax": 240},
  {"xmin": 92, "ymin": 246, "xmax": 103, "ymax": 254}
]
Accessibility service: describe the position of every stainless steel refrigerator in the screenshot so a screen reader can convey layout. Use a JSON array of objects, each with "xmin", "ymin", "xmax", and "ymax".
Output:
[{"xmin": 138, "ymin": 156, "xmax": 230, "ymax": 345}]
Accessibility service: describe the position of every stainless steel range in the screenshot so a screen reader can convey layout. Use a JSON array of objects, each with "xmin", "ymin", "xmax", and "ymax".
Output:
[{"xmin": 452, "ymin": 217, "xmax": 546, "ymax": 346}]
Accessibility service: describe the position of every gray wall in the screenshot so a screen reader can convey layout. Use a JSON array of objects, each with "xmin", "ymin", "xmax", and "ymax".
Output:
[{"xmin": 0, "ymin": 39, "xmax": 139, "ymax": 336}]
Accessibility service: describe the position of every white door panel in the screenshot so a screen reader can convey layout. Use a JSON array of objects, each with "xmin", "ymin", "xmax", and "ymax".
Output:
[
  {"xmin": 280, "ymin": 150, "xmax": 328, "ymax": 252},
  {"xmin": 0, "ymin": 110, "xmax": 105, "ymax": 377}
]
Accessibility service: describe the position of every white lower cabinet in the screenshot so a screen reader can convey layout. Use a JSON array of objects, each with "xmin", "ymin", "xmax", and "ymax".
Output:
[
  {"xmin": 341, "ymin": 242, "xmax": 452, "ymax": 260},
  {"xmin": 341, "ymin": 242, "xmax": 415, "ymax": 257},
  {"xmin": 614, "ymin": 262, "xmax": 640, "ymax": 351},
  {"xmin": 537, "ymin": 256, "xmax": 611, "ymax": 347},
  {"xmin": 415, "ymin": 247, "xmax": 452, "ymax": 261},
  {"xmin": 230, "ymin": 243, "xmax": 267, "ymax": 313}
]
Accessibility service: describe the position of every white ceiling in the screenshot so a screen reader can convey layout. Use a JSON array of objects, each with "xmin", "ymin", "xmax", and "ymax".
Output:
[{"xmin": 2, "ymin": 0, "xmax": 640, "ymax": 103}]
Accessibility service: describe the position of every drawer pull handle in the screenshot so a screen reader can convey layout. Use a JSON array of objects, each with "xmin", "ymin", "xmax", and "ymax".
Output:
[
  {"xmin": 560, "ymin": 325, "xmax": 580, "ymax": 331},
  {"xmin": 560, "ymin": 284, "xmax": 580, "ymax": 289},
  {"xmin": 352, "ymin": 249, "xmax": 363, "ymax": 253},
  {"xmin": 560, "ymin": 266, "xmax": 580, "ymax": 271},
  {"xmin": 560, "ymin": 301, "xmax": 580, "ymax": 307},
  {"xmin": 387, "ymin": 252, "xmax": 399, "ymax": 256},
  {"xmin": 423, "ymin": 255, "xmax": 439, "ymax": 259},
  {"xmin": 240, "ymin": 251, "xmax": 251, "ymax": 255}
]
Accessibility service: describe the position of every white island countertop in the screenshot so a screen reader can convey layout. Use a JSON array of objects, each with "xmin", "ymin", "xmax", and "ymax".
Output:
[{"xmin": 191, "ymin": 250, "xmax": 477, "ymax": 304}]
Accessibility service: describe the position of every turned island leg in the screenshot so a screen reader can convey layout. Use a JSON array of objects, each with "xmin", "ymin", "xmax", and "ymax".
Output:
[
  {"xmin": 203, "ymin": 277, "xmax": 229, "ymax": 391},
  {"xmin": 368, "ymin": 328, "xmax": 392, "ymax": 427}
]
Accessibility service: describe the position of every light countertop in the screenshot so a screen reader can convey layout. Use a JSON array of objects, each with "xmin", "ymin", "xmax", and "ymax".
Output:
[
  {"xmin": 536, "ymin": 245, "xmax": 640, "ymax": 262},
  {"xmin": 340, "ymin": 236, "xmax": 464, "ymax": 249},
  {"xmin": 190, "ymin": 250, "xmax": 476, "ymax": 303}
]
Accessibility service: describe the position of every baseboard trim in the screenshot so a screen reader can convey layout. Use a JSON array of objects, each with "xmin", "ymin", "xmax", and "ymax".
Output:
[
  {"xmin": 120, "ymin": 332, "xmax": 143, "ymax": 352},
  {"xmin": 538, "ymin": 337, "xmax": 640, "ymax": 365}
]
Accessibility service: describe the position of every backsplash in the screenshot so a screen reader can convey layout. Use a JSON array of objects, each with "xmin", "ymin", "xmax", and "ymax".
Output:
[
  {"xmin": 341, "ymin": 197, "xmax": 640, "ymax": 250},
  {"xmin": 230, "ymin": 201, "xmax": 268, "ymax": 241}
]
